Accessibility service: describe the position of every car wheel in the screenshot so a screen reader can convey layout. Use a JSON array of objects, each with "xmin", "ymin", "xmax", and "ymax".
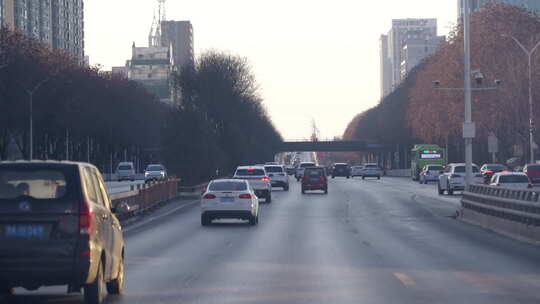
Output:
[
  {"xmin": 362, "ymin": 176, "xmax": 365, "ymax": 180},
  {"xmin": 324, "ymin": 188, "xmax": 328, "ymax": 194},
  {"xmin": 377, "ymin": 176, "xmax": 381, "ymax": 180},
  {"xmin": 284, "ymin": 185, "xmax": 289, "ymax": 191},
  {"xmin": 448, "ymin": 188, "xmax": 454, "ymax": 195},
  {"xmin": 106, "ymin": 255, "xmax": 124, "ymax": 295},
  {"xmin": 249, "ymin": 215, "xmax": 257, "ymax": 226},
  {"xmin": 0, "ymin": 286, "xmax": 13, "ymax": 296},
  {"xmin": 347, "ymin": 176, "xmax": 350, "ymax": 179},
  {"xmin": 301, "ymin": 188, "xmax": 305, "ymax": 194},
  {"xmin": 84, "ymin": 260, "xmax": 105, "ymax": 304},
  {"xmin": 201, "ymin": 214, "xmax": 210, "ymax": 226},
  {"xmin": 266, "ymin": 193, "xmax": 272, "ymax": 203},
  {"xmin": 332, "ymin": 175, "xmax": 335, "ymax": 179},
  {"xmin": 437, "ymin": 182, "xmax": 444, "ymax": 195}
]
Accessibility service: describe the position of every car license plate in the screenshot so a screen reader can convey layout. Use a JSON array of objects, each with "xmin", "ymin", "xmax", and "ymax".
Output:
[
  {"xmin": 5, "ymin": 224, "xmax": 45, "ymax": 238},
  {"xmin": 221, "ymin": 197, "xmax": 235, "ymax": 203}
]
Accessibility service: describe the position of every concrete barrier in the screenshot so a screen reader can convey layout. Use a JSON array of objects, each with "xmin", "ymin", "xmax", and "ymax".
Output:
[
  {"xmin": 461, "ymin": 184, "xmax": 540, "ymax": 244},
  {"xmin": 111, "ymin": 178, "xmax": 181, "ymax": 221}
]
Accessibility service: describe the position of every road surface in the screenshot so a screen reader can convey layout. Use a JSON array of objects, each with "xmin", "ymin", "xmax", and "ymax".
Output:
[{"xmin": 8, "ymin": 177, "xmax": 540, "ymax": 304}]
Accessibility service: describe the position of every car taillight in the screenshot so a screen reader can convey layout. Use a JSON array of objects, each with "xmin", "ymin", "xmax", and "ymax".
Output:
[
  {"xmin": 239, "ymin": 193, "xmax": 252, "ymax": 199},
  {"xmin": 528, "ymin": 184, "xmax": 533, "ymax": 189},
  {"xmin": 261, "ymin": 177, "xmax": 269, "ymax": 182},
  {"xmin": 203, "ymin": 193, "xmax": 216, "ymax": 199},
  {"xmin": 79, "ymin": 200, "xmax": 93, "ymax": 235},
  {"xmin": 485, "ymin": 170, "xmax": 494, "ymax": 174}
]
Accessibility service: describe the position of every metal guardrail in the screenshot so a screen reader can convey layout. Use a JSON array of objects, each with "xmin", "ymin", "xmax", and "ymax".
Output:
[
  {"xmin": 110, "ymin": 179, "xmax": 180, "ymax": 221},
  {"xmin": 461, "ymin": 184, "xmax": 540, "ymax": 226}
]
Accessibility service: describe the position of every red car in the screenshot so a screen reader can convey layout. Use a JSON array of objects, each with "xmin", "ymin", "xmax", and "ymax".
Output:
[
  {"xmin": 524, "ymin": 164, "xmax": 540, "ymax": 184},
  {"xmin": 301, "ymin": 167, "xmax": 328, "ymax": 194}
]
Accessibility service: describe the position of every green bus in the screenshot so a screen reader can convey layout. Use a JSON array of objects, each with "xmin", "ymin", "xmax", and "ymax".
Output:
[{"xmin": 411, "ymin": 144, "xmax": 445, "ymax": 181}]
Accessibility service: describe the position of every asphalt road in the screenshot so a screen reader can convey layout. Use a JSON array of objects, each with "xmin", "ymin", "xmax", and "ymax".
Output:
[{"xmin": 7, "ymin": 177, "xmax": 540, "ymax": 304}]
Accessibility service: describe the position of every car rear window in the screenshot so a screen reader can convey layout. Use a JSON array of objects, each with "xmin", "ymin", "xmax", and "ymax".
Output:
[
  {"xmin": 235, "ymin": 169, "xmax": 265, "ymax": 176},
  {"xmin": 0, "ymin": 169, "xmax": 68, "ymax": 200},
  {"xmin": 300, "ymin": 163, "xmax": 315, "ymax": 168},
  {"xmin": 427, "ymin": 166, "xmax": 443, "ymax": 171},
  {"xmin": 265, "ymin": 166, "xmax": 283, "ymax": 173},
  {"xmin": 118, "ymin": 165, "xmax": 133, "ymax": 170},
  {"xmin": 499, "ymin": 175, "xmax": 530, "ymax": 183},
  {"xmin": 527, "ymin": 165, "xmax": 540, "ymax": 171},
  {"xmin": 209, "ymin": 181, "xmax": 247, "ymax": 191},
  {"xmin": 335, "ymin": 164, "xmax": 348, "ymax": 168},
  {"xmin": 305, "ymin": 168, "xmax": 325, "ymax": 176},
  {"xmin": 147, "ymin": 165, "xmax": 163, "ymax": 171},
  {"xmin": 487, "ymin": 165, "xmax": 506, "ymax": 170},
  {"xmin": 454, "ymin": 166, "xmax": 479, "ymax": 173}
]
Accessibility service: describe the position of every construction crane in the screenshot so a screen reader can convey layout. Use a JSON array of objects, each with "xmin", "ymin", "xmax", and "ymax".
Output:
[{"xmin": 149, "ymin": 0, "xmax": 167, "ymax": 47}]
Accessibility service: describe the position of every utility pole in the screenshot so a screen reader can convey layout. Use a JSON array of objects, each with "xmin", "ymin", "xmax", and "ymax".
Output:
[
  {"xmin": 502, "ymin": 35, "xmax": 540, "ymax": 164},
  {"xmin": 463, "ymin": 0, "xmax": 474, "ymax": 186},
  {"xmin": 26, "ymin": 77, "xmax": 51, "ymax": 160}
]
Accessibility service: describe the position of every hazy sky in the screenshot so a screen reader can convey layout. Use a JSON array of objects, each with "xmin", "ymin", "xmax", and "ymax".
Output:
[{"xmin": 85, "ymin": 0, "xmax": 457, "ymax": 140}]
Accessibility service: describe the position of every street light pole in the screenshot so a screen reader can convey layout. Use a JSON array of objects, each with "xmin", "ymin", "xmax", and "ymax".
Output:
[
  {"xmin": 463, "ymin": 0, "xmax": 474, "ymax": 186},
  {"xmin": 504, "ymin": 35, "xmax": 540, "ymax": 164},
  {"xmin": 26, "ymin": 77, "xmax": 51, "ymax": 160}
]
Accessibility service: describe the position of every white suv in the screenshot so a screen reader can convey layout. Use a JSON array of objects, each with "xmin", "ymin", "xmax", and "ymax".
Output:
[
  {"xmin": 233, "ymin": 166, "xmax": 272, "ymax": 202},
  {"xmin": 264, "ymin": 165, "xmax": 289, "ymax": 191},
  {"xmin": 438, "ymin": 163, "xmax": 483, "ymax": 195},
  {"xmin": 201, "ymin": 179, "xmax": 259, "ymax": 226}
]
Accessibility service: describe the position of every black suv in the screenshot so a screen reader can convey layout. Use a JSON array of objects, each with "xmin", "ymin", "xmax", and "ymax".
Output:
[
  {"xmin": 0, "ymin": 161, "xmax": 125, "ymax": 304},
  {"xmin": 332, "ymin": 163, "xmax": 350, "ymax": 179}
]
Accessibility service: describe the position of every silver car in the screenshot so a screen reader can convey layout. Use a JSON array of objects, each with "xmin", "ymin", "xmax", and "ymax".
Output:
[
  {"xmin": 144, "ymin": 164, "xmax": 167, "ymax": 182},
  {"xmin": 116, "ymin": 162, "xmax": 136, "ymax": 181}
]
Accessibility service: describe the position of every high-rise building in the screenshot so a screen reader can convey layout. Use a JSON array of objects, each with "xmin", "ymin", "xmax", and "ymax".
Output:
[
  {"xmin": 161, "ymin": 20, "xmax": 194, "ymax": 70},
  {"xmin": 1, "ymin": 0, "xmax": 84, "ymax": 63},
  {"xmin": 379, "ymin": 35, "xmax": 392, "ymax": 98},
  {"xmin": 458, "ymin": 0, "xmax": 540, "ymax": 17},
  {"xmin": 380, "ymin": 19, "xmax": 443, "ymax": 98},
  {"xmin": 126, "ymin": 43, "xmax": 175, "ymax": 104}
]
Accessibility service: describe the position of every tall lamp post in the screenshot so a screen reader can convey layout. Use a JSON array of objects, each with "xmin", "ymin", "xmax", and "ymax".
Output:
[
  {"xmin": 502, "ymin": 34, "xmax": 540, "ymax": 164},
  {"xmin": 433, "ymin": 0, "xmax": 500, "ymax": 186},
  {"xmin": 25, "ymin": 77, "xmax": 51, "ymax": 160}
]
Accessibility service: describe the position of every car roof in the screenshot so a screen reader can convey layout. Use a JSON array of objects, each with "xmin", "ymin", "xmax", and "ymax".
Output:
[
  {"xmin": 449, "ymin": 163, "xmax": 478, "ymax": 167},
  {"xmin": 0, "ymin": 160, "xmax": 94, "ymax": 168},
  {"xmin": 334, "ymin": 163, "xmax": 348, "ymax": 165},
  {"xmin": 210, "ymin": 179, "xmax": 247, "ymax": 183},
  {"xmin": 493, "ymin": 172, "xmax": 527, "ymax": 177},
  {"xmin": 236, "ymin": 165, "xmax": 265, "ymax": 170},
  {"xmin": 118, "ymin": 162, "xmax": 134, "ymax": 165},
  {"xmin": 300, "ymin": 162, "xmax": 315, "ymax": 164},
  {"xmin": 363, "ymin": 163, "xmax": 378, "ymax": 165},
  {"xmin": 264, "ymin": 164, "xmax": 283, "ymax": 167}
]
